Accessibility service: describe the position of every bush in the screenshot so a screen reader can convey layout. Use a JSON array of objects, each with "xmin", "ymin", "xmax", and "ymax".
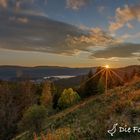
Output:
[
  {"xmin": 58, "ymin": 88, "xmax": 81, "ymax": 109},
  {"xmin": 40, "ymin": 81, "xmax": 53, "ymax": 108},
  {"xmin": 19, "ymin": 105, "xmax": 47, "ymax": 133}
]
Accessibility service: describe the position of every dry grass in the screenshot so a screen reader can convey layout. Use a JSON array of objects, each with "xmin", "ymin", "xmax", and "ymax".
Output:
[
  {"xmin": 34, "ymin": 127, "xmax": 72, "ymax": 140},
  {"xmin": 14, "ymin": 80, "xmax": 140, "ymax": 140}
]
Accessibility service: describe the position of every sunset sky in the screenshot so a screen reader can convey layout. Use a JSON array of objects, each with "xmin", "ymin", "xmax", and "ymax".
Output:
[{"xmin": 0, "ymin": 0, "xmax": 140, "ymax": 67}]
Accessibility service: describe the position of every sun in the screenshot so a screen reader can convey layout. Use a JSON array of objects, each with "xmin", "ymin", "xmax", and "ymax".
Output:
[{"xmin": 105, "ymin": 65, "xmax": 110, "ymax": 69}]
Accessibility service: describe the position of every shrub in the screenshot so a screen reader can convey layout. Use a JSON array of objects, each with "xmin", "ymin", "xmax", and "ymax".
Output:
[
  {"xmin": 58, "ymin": 88, "xmax": 81, "ymax": 109},
  {"xmin": 40, "ymin": 81, "xmax": 53, "ymax": 108},
  {"xmin": 19, "ymin": 105, "xmax": 47, "ymax": 133}
]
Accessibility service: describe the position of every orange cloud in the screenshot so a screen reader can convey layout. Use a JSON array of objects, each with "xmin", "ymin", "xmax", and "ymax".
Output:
[
  {"xmin": 9, "ymin": 16, "xmax": 29, "ymax": 24},
  {"xmin": 17, "ymin": 17, "xmax": 29, "ymax": 23},
  {"xmin": 0, "ymin": 0, "xmax": 7, "ymax": 8},
  {"xmin": 66, "ymin": 27, "xmax": 121, "ymax": 49},
  {"xmin": 109, "ymin": 5, "xmax": 140, "ymax": 32}
]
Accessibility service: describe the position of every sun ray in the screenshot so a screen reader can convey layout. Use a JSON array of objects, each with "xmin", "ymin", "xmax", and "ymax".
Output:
[
  {"xmin": 108, "ymin": 69, "xmax": 115, "ymax": 84},
  {"xmin": 105, "ymin": 69, "xmax": 108, "ymax": 94},
  {"xmin": 113, "ymin": 68, "xmax": 124, "ymax": 74},
  {"xmin": 81, "ymin": 68, "xmax": 105, "ymax": 86},
  {"xmin": 80, "ymin": 65, "xmax": 125, "ymax": 95},
  {"xmin": 100, "ymin": 69, "xmax": 106, "ymax": 79},
  {"xmin": 110, "ymin": 69, "xmax": 125, "ymax": 83}
]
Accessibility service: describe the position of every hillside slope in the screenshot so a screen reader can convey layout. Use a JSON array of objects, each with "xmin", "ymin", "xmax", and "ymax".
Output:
[{"xmin": 15, "ymin": 80, "xmax": 140, "ymax": 140}]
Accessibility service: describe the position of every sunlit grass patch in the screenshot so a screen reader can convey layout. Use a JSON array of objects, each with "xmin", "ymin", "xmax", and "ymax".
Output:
[{"xmin": 34, "ymin": 127, "xmax": 74, "ymax": 140}]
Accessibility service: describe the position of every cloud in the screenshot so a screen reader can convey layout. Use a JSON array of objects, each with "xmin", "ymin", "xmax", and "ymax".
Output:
[
  {"xmin": 0, "ymin": 0, "xmax": 7, "ymax": 8},
  {"xmin": 66, "ymin": 27, "xmax": 121, "ymax": 50},
  {"xmin": 66, "ymin": 0, "xmax": 88, "ymax": 10},
  {"xmin": 9, "ymin": 16, "xmax": 29, "ymax": 24},
  {"xmin": 0, "ymin": 0, "xmax": 48, "ymax": 21},
  {"xmin": 16, "ymin": 17, "xmax": 28, "ymax": 23},
  {"xmin": 0, "ymin": 2, "xmax": 139, "ymax": 60},
  {"xmin": 15, "ymin": 0, "xmax": 47, "ymax": 9},
  {"xmin": 0, "ymin": 0, "xmax": 47, "ymax": 14},
  {"xmin": 120, "ymin": 32, "xmax": 140, "ymax": 41},
  {"xmin": 97, "ymin": 6, "xmax": 105, "ymax": 14},
  {"xmin": 91, "ymin": 43, "xmax": 140, "ymax": 58},
  {"xmin": 126, "ymin": 23, "xmax": 133, "ymax": 29},
  {"xmin": 0, "ymin": 13, "xmax": 86, "ymax": 55},
  {"xmin": 0, "ymin": 11, "xmax": 123, "ymax": 58},
  {"xmin": 109, "ymin": 5, "xmax": 140, "ymax": 32},
  {"xmin": 0, "ymin": 10, "xmax": 125, "ymax": 58}
]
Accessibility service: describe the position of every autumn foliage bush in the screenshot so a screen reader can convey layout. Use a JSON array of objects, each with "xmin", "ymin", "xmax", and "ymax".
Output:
[{"xmin": 58, "ymin": 88, "xmax": 81, "ymax": 109}]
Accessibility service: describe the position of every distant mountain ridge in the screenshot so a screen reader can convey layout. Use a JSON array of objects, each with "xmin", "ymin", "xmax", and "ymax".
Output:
[
  {"xmin": 0, "ymin": 65, "xmax": 139, "ymax": 81},
  {"xmin": 0, "ymin": 65, "xmax": 94, "ymax": 80}
]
